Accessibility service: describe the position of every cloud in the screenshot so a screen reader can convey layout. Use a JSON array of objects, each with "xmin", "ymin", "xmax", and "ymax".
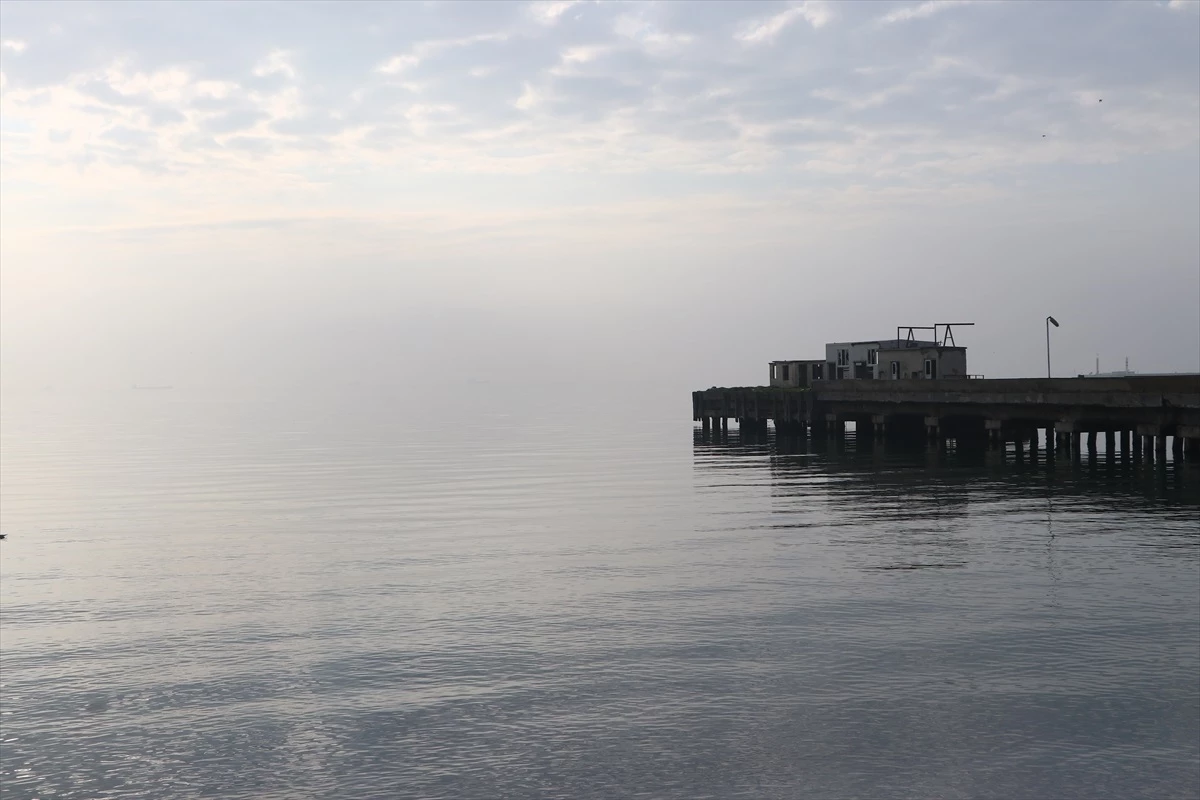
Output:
[
  {"xmin": 79, "ymin": 78, "xmax": 149, "ymax": 107},
  {"xmin": 222, "ymin": 135, "xmax": 274, "ymax": 154},
  {"xmin": 561, "ymin": 45, "xmax": 610, "ymax": 65},
  {"xmin": 612, "ymin": 13, "xmax": 694, "ymax": 56},
  {"xmin": 737, "ymin": 2, "xmax": 833, "ymax": 43},
  {"xmin": 2, "ymin": 39, "xmax": 27, "ymax": 53},
  {"xmin": 200, "ymin": 108, "xmax": 269, "ymax": 135},
  {"xmin": 146, "ymin": 106, "xmax": 186, "ymax": 126},
  {"xmin": 99, "ymin": 125, "xmax": 154, "ymax": 147},
  {"xmin": 252, "ymin": 49, "xmax": 297, "ymax": 80},
  {"xmin": 377, "ymin": 32, "xmax": 509, "ymax": 76},
  {"xmin": 879, "ymin": 0, "xmax": 972, "ymax": 25},
  {"xmin": 514, "ymin": 82, "xmax": 539, "ymax": 111},
  {"xmin": 528, "ymin": 1, "xmax": 583, "ymax": 26},
  {"xmin": 1166, "ymin": 0, "xmax": 1199, "ymax": 10},
  {"xmin": 377, "ymin": 54, "xmax": 419, "ymax": 75},
  {"xmin": 270, "ymin": 111, "xmax": 346, "ymax": 137}
]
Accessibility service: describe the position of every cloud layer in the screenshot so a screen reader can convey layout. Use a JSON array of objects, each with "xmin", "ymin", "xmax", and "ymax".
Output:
[{"xmin": 1, "ymin": 0, "xmax": 1195, "ymax": 222}]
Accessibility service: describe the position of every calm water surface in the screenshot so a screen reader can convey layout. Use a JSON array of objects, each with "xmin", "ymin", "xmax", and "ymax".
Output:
[{"xmin": 2, "ymin": 387, "xmax": 1198, "ymax": 799}]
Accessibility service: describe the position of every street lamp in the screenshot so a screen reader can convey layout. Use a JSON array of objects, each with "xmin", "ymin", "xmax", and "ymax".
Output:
[{"xmin": 1046, "ymin": 316, "xmax": 1059, "ymax": 378}]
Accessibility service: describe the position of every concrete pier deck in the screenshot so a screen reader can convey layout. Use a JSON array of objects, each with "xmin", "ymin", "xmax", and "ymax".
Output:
[{"xmin": 693, "ymin": 375, "xmax": 1200, "ymax": 455}]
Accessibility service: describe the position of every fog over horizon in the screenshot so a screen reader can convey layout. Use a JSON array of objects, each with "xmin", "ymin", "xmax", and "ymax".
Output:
[{"xmin": 2, "ymin": 0, "xmax": 1198, "ymax": 395}]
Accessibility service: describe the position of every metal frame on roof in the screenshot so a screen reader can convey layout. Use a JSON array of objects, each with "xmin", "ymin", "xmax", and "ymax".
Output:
[{"xmin": 896, "ymin": 323, "xmax": 975, "ymax": 348}]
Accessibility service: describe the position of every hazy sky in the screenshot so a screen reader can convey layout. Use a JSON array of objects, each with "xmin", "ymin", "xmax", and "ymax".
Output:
[{"xmin": 1, "ymin": 0, "xmax": 1197, "ymax": 390}]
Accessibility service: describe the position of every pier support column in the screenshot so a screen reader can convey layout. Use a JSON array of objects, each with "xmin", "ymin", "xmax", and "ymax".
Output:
[
  {"xmin": 825, "ymin": 414, "xmax": 842, "ymax": 438},
  {"xmin": 1055, "ymin": 421, "xmax": 1081, "ymax": 458},
  {"xmin": 1172, "ymin": 435, "xmax": 1183, "ymax": 459},
  {"xmin": 1137, "ymin": 424, "xmax": 1158, "ymax": 461},
  {"xmin": 701, "ymin": 417, "xmax": 710, "ymax": 434},
  {"xmin": 925, "ymin": 416, "xmax": 940, "ymax": 441},
  {"xmin": 985, "ymin": 419, "xmax": 1003, "ymax": 449},
  {"xmin": 872, "ymin": 415, "xmax": 887, "ymax": 440},
  {"xmin": 1121, "ymin": 429, "xmax": 1131, "ymax": 457},
  {"xmin": 721, "ymin": 417, "xmax": 728, "ymax": 433},
  {"xmin": 1178, "ymin": 427, "xmax": 1200, "ymax": 460},
  {"xmin": 1087, "ymin": 431, "xmax": 1098, "ymax": 454}
]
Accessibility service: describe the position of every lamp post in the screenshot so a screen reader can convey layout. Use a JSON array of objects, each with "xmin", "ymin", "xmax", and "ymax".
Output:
[{"xmin": 1046, "ymin": 316, "xmax": 1059, "ymax": 378}]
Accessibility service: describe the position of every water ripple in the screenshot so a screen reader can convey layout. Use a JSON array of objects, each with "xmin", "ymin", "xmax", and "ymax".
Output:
[{"xmin": 2, "ymin": 394, "xmax": 1197, "ymax": 799}]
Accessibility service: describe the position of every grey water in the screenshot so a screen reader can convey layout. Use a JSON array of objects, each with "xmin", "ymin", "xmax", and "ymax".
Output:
[{"xmin": 1, "ymin": 386, "xmax": 1198, "ymax": 800}]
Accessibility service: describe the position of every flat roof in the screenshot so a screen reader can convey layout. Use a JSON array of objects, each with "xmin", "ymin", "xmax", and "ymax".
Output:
[{"xmin": 828, "ymin": 339, "xmax": 942, "ymax": 348}]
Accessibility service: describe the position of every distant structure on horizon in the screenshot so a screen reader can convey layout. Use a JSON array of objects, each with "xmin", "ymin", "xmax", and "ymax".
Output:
[
  {"xmin": 1081, "ymin": 356, "xmax": 1193, "ymax": 378},
  {"xmin": 1085, "ymin": 357, "xmax": 1136, "ymax": 378}
]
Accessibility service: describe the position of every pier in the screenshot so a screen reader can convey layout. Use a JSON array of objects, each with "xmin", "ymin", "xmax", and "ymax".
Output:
[{"xmin": 693, "ymin": 375, "xmax": 1200, "ymax": 457}]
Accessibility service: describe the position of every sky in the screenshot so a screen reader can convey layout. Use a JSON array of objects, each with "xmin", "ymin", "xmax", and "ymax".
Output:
[{"xmin": 1, "ymin": 0, "xmax": 1198, "ymax": 391}]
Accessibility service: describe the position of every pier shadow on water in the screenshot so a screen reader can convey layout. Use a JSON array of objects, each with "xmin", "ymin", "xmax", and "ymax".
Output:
[{"xmin": 695, "ymin": 422, "xmax": 1200, "ymax": 511}]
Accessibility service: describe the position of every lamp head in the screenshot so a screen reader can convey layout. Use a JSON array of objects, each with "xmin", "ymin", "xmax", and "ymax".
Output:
[{"xmin": 1047, "ymin": 316, "xmax": 1059, "ymax": 327}]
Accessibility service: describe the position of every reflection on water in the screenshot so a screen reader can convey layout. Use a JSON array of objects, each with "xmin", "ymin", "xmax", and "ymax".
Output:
[{"xmin": 1, "ymin": 392, "xmax": 1197, "ymax": 799}]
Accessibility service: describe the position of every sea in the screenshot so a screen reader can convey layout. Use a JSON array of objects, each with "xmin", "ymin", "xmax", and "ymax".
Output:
[{"xmin": 1, "ymin": 384, "xmax": 1197, "ymax": 800}]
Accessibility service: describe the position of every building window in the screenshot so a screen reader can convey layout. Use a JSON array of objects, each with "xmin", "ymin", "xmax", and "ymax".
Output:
[
  {"xmin": 924, "ymin": 358, "xmax": 937, "ymax": 379},
  {"xmin": 781, "ymin": 364, "xmax": 790, "ymax": 381},
  {"xmin": 837, "ymin": 348, "xmax": 849, "ymax": 366},
  {"xmin": 812, "ymin": 363, "xmax": 823, "ymax": 380},
  {"xmin": 891, "ymin": 361, "xmax": 899, "ymax": 379},
  {"xmin": 867, "ymin": 349, "xmax": 878, "ymax": 366},
  {"xmin": 771, "ymin": 364, "xmax": 777, "ymax": 381}
]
